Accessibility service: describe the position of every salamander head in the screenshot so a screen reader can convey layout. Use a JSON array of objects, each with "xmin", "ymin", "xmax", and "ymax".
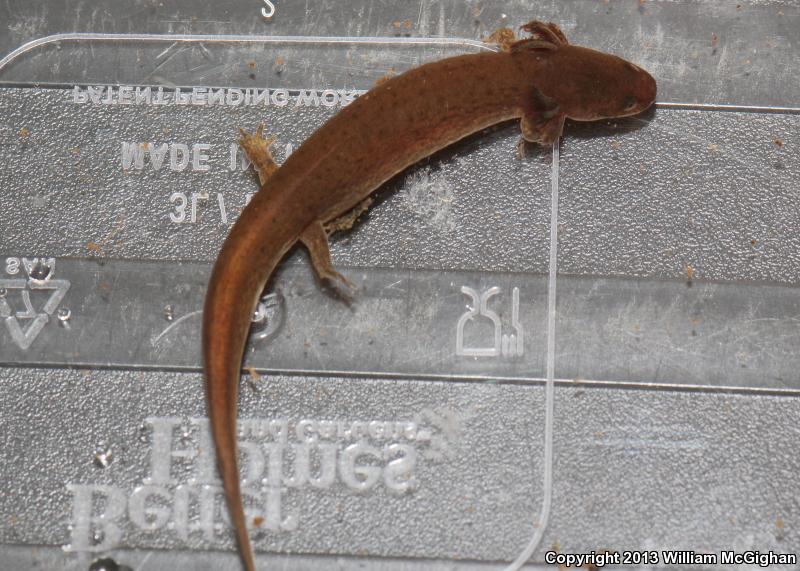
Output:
[{"xmin": 543, "ymin": 45, "xmax": 657, "ymax": 121}]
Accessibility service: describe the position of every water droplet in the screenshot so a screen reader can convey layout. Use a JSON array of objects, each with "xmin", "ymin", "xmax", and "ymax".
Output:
[
  {"xmin": 57, "ymin": 307, "xmax": 72, "ymax": 323},
  {"xmin": 163, "ymin": 304, "xmax": 175, "ymax": 321},
  {"xmin": 251, "ymin": 292, "xmax": 284, "ymax": 342},
  {"xmin": 93, "ymin": 448, "xmax": 114, "ymax": 469},
  {"xmin": 252, "ymin": 305, "xmax": 268, "ymax": 324},
  {"xmin": 88, "ymin": 557, "xmax": 120, "ymax": 571},
  {"xmin": 0, "ymin": 288, "xmax": 6, "ymax": 298},
  {"xmin": 29, "ymin": 260, "xmax": 52, "ymax": 281}
]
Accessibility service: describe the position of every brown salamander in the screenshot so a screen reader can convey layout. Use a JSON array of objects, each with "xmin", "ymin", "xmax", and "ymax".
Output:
[{"xmin": 203, "ymin": 21, "xmax": 656, "ymax": 571}]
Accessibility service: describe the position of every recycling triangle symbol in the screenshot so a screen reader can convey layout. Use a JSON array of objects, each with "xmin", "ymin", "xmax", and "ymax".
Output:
[{"xmin": 0, "ymin": 278, "xmax": 70, "ymax": 350}]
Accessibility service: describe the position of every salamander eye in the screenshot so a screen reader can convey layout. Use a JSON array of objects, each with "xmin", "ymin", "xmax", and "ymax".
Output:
[{"xmin": 622, "ymin": 95, "xmax": 638, "ymax": 112}]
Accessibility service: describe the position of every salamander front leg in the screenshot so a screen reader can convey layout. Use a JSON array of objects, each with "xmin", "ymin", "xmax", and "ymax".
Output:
[
  {"xmin": 520, "ymin": 21, "xmax": 569, "ymax": 46},
  {"xmin": 520, "ymin": 110, "xmax": 566, "ymax": 147},
  {"xmin": 300, "ymin": 222, "xmax": 358, "ymax": 299},
  {"xmin": 239, "ymin": 124, "xmax": 278, "ymax": 185}
]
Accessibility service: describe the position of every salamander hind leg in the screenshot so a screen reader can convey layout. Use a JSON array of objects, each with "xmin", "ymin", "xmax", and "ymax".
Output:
[
  {"xmin": 300, "ymin": 222, "xmax": 358, "ymax": 300},
  {"xmin": 323, "ymin": 197, "xmax": 373, "ymax": 234},
  {"xmin": 239, "ymin": 124, "xmax": 278, "ymax": 185}
]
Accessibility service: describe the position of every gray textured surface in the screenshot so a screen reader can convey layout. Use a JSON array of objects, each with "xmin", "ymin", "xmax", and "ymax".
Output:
[
  {"xmin": 1, "ymin": 369, "xmax": 799, "ymax": 566},
  {"xmin": 0, "ymin": 259, "xmax": 552, "ymax": 379},
  {"xmin": 1, "ymin": 1, "xmax": 799, "ymax": 107},
  {"xmin": 0, "ymin": 368, "xmax": 545, "ymax": 561},
  {"xmin": 555, "ymin": 275, "xmax": 800, "ymax": 388},
  {"xmin": 559, "ymin": 109, "xmax": 800, "ymax": 283},
  {"xmin": 5, "ymin": 258, "xmax": 800, "ymax": 391},
  {"xmin": 1, "ymin": 0, "xmax": 800, "ymax": 570},
  {"xmin": 0, "ymin": 87, "xmax": 552, "ymax": 270},
  {"xmin": 2, "ymin": 545, "xmax": 550, "ymax": 571},
  {"xmin": 2, "ymin": 92, "xmax": 798, "ymax": 280}
]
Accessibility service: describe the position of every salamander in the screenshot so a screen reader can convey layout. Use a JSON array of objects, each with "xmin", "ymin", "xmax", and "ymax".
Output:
[{"xmin": 202, "ymin": 21, "xmax": 656, "ymax": 571}]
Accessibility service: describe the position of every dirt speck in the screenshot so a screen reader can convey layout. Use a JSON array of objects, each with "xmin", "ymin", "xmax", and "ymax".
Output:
[
  {"xmin": 374, "ymin": 67, "xmax": 397, "ymax": 87},
  {"xmin": 485, "ymin": 27, "xmax": 516, "ymax": 51},
  {"xmin": 684, "ymin": 265, "xmax": 695, "ymax": 285}
]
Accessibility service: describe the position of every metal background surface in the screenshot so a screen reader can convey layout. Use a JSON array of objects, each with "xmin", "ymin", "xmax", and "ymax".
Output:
[{"xmin": 1, "ymin": 1, "xmax": 799, "ymax": 570}]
